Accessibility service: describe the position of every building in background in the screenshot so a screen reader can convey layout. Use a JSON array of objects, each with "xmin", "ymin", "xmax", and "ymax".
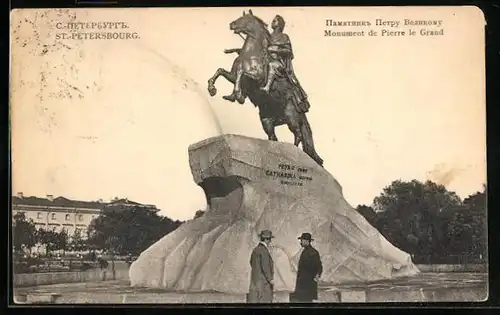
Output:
[
  {"xmin": 12, "ymin": 193, "xmax": 159, "ymax": 238},
  {"xmin": 105, "ymin": 197, "xmax": 160, "ymax": 213}
]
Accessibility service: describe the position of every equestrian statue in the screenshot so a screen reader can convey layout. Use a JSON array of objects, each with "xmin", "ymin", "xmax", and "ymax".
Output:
[{"xmin": 207, "ymin": 10, "xmax": 324, "ymax": 167}]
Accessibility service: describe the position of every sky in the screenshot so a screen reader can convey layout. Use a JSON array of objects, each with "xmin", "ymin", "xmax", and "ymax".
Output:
[{"xmin": 10, "ymin": 7, "xmax": 486, "ymax": 220}]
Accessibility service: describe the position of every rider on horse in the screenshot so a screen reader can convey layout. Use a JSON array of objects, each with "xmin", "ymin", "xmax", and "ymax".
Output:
[
  {"xmin": 210, "ymin": 10, "xmax": 324, "ymax": 166},
  {"xmin": 261, "ymin": 15, "xmax": 310, "ymax": 113},
  {"xmin": 224, "ymin": 14, "xmax": 310, "ymax": 113}
]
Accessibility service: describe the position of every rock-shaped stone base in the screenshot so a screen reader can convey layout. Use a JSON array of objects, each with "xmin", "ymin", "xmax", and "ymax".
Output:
[{"xmin": 129, "ymin": 134, "xmax": 419, "ymax": 294}]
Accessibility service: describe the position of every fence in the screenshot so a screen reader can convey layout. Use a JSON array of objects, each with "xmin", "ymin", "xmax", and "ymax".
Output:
[
  {"xmin": 416, "ymin": 264, "xmax": 487, "ymax": 273},
  {"xmin": 13, "ymin": 262, "xmax": 130, "ymax": 287},
  {"xmin": 412, "ymin": 254, "xmax": 486, "ymax": 265}
]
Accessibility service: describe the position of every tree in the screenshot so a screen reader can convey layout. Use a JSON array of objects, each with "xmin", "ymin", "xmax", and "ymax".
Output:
[
  {"xmin": 464, "ymin": 184, "xmax": 487, "ymax": 209},
  {"xmin": 56, "ymin": 229, "xmax": 70, "ymax": 255},
  {"xmin": 12, "ymin": 212, "xmax": 38, "ymax": 254},
  {"xmin": 372, "ymin": 180, "xmax": 463, "ymax": 263},
  {"xmin": 69, "ymin": 229, "xmax": 87, "ymax": 252},
  {"xmin": 355, "ymin": 205, "xmax": 377, "ymax": 226},
  {"xmin": 87, "ymin": 205, "xmax": 183, "ymax": 256},
  {"xmin": 465, "ymin": 187, "xmax": 487, "ymax": 261},
  {"xmin": 193, "ymin": 209, "xmax": 205, "ymax": 219},
  {"xmin": 37, "ymin": 228, "xmax": 60, "ymax": 256},
  {"xmin": 445, "ymin": 186, "xmax": 487, "ymax": 263}
]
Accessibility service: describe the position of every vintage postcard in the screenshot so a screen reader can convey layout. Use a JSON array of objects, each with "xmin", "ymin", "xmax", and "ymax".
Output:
[{"xmin": 10, "ymin": 6, "xmax": 487, "ymax": 304}]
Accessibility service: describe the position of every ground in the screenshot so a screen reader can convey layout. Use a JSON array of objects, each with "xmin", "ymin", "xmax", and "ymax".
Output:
[{"xmin": 14, "ymin": 272, "xmax": 487, "ymax": 303}]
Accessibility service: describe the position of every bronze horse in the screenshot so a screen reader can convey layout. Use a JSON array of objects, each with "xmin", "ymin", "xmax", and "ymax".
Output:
[{"xmin": 207, "ymin": 10, "xmax": 324, "ymax": 166}]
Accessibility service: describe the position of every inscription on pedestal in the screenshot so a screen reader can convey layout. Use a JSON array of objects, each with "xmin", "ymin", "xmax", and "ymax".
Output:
[{"xmin": 265, "ymin": 163, "xmax": 313, "ymax": 186}]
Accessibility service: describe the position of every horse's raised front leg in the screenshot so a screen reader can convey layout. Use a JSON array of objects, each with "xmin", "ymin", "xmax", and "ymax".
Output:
[
  {"xmin": 223, "ymin": 66, "xmax": 245, "ymax": 104},
  {"xmin": 207, "ymin": 68, "xmax": 236, "ymax": 97}
]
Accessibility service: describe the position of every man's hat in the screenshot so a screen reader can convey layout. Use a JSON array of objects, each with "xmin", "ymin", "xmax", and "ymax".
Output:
[
  {"xmin": 259, "ymin": 230, "xmax": 275, "ymax": 239},
  {"xmin": 298, "ymin": 232, "xmax": 314, "ymax": 241}
]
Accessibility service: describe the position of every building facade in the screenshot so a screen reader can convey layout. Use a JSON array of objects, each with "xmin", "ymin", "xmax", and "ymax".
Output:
[{"xmin": 12, "ymin": 193, "xmax": 160, "ymax": 239}]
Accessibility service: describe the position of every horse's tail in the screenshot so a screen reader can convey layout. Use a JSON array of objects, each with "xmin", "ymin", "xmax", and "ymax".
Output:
[{"xmin": 300, "ymin": 114, "xmax": 324, "ymax": 167}]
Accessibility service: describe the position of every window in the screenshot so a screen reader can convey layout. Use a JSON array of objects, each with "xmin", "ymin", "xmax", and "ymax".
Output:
[
  {"xmin": 51, "ymin": 213, "xmax": 56, "ymax": 220},
  {"xmin": 65, "ymin": 214, "xmax": 70, "ymax": 221},
  {"xmin": 78, "ymin": 214, "xmax": 83, "ymax": 221},
  {"xmin": 37, "ymin": 212, "xmax": 42, "ymax": 219}
]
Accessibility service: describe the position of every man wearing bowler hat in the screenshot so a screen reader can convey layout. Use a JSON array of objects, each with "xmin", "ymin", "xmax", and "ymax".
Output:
[
  {"xmin": 292, "ymin": 232, "xmax": 323, "ymax": 303},
  {"xmin": 247, "ymin": 230, "xmax": 275, "ymax": 303}
]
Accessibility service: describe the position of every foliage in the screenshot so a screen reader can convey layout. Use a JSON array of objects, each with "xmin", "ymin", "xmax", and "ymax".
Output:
[
  {"xmin": 69, "ymin": 229, "xmax": 87, "ymax": 252},
  {"xmin": 57, "ymin": 229, "xmax": 70, "ymax": 253},
  {"xmin": 193, "ymin": 209, "xmax": 205, "ymax": 219},
  {"xmin": 357, "ymin": 180, "xmax": 487, "ymax": 264},
  {"xmin": 444, "ymin": 188, "xmax": 487, "ymax": 260},
  {"xmin": 355, "ymin": 205, "xmax": 377, "ymax": 226},
  {"xmin": 36, "ymin": 228, "xmax": 69, "ymax": 255},
  {"xmin": 37, "ymin": 229, "xmax": 60, "ymax": 254},
  {"xmin": 87, "ymin": 205, "xmax": 183, "ymax": 256},
  {"xmin": 12, "ymin": 212, "xmax": 38, "ymax": 253}
]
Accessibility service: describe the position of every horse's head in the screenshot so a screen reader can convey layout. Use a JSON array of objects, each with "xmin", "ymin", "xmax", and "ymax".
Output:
[{"xmin": 229, "ymin": 9, "xmax": 270, "ymax": 40}]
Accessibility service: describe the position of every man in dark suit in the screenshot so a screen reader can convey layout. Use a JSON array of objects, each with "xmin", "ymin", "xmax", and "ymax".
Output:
[
  {"xmin": 291, "ymin": 233, "xmax": 323, "ymax": 303},
  {"xmin": 247, "ymin": 230, "xmax": 275, "ymax": 303}
]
